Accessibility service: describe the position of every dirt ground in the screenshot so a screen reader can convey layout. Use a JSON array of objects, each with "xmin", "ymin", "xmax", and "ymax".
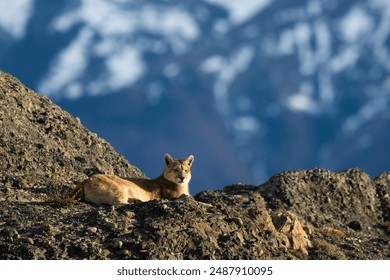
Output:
[{"xmin": 0, "ymin": 70, "xmax": 389, "ymax": 260}]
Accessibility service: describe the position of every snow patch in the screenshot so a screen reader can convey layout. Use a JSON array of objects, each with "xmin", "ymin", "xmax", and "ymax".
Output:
[
  {"xmin": 0, "ymin": 0, "xmax": 34, "ymax": 39},
  {"xmin": 142, "ymin": 7, "xmax": 199, "ymax": 42},
  {"xmin": 233, "ymin": 116, "xmax": 260, "ymax": 134},
  {"xmin": 53, "ymin": 1, "xmax": 199, "ymax": 44},
  {"xmin": 339, "ymin": 7, "xmax": 374, "ymax": 43},
  {"xmin": 201, "ymin": 47, "xmax": 254, "ymax": 116},
  {"xmin": 329, "ymin": 47, "xmax": 360, "ymax": 73},
  {"xmin": 277, "ymin": 30, "xmax": 295, "ymax": 55},
  {"xmin": 38, "ymin": 28, "xmax": 93, "ymax": 99},
  {"xmin": 40, "ymin": 0, "xmax": 200, "ymax": 99},
  {"xmin": 104, "ymin": 46, "xmax": 145, "ymax": 91},
  {"xmin": 204, "ymin": 0, "xmax": 273, "ymax": 25},
  {"xmin": 343, "ymin": 96, "xmax": 388, "ymax": 133},
  {"xmin": 287, "ymin": 82, "xmax": 320, "ymax": 114}
]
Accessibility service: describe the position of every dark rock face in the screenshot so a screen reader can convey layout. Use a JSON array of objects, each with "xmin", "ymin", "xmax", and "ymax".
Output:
[
  {"xmin": 258, "ymin": 168, "xmax": 385, "ymax": 230},
  {"xmin": 0, "ymin": 71, "xmax": 389, "ymax": 260}
]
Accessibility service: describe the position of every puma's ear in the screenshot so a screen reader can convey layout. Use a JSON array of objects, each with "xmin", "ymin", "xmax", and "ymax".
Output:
[
  {"xmin": 187, "ymin": 155, "xmax": 194, "ymax": 167},
  {"xmin": 164, "ymin": 153, "xmax": 174, "ymax": 166}
]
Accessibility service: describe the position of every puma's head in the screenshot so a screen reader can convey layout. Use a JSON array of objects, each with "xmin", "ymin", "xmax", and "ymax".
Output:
[{"xmin": 163, "ymin": 154, "xmax": 194, "ymax": 185}]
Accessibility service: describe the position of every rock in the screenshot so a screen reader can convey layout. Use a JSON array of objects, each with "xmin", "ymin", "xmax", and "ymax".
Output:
[
  {"xmin": 101, "ymin": 249, "xmax": 111, "ymax": 258},
  {"xmin": 258, "ymin": 168, "xmax": 384, "ymax": 230},
  {"xmin": 113, "ymin": 240, "xmax": 123, "ymax": 249},
  {"xmin": 26, "ymin": 238, "xmax": 34, "ymax": 245},
  {"xmin": 42, "ymin": 224, "xmax": 61, "ymax": 236},
  {"xmin": 271, "ymin": 211, "xmax": 312, "ymax": 255},
  {"xmin": 87, "ymin": 227, "xmax": 98, "ymax": 233},
  {"xmin": 231, "ymin": 217, "xmax": 243, "ymax": 227}
]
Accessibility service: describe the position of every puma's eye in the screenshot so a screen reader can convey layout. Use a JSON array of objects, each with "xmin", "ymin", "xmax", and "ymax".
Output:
[
  {"xmin": 174, "ymin": 169, "xmax": 179, "ymax": 173},
  {"xmin": 184, "ymin": 170, "xmax": 188, "ymax": 173}
]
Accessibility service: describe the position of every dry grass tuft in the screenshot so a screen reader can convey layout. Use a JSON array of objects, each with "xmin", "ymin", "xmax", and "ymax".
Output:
[{"xmin": 46, "ymin": 185, "xmax": 80, "ymax": 207}]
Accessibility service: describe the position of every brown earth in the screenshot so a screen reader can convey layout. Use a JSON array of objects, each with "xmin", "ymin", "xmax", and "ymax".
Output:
[{"xmin": 0, "ymin": 70, "xmax": 389, "ymax": 260}]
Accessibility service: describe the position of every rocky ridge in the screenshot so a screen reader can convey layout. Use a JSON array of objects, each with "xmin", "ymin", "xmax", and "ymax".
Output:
[{"xmin": 0, "ymin": 71, "xmax": 389, "ymax": 259}]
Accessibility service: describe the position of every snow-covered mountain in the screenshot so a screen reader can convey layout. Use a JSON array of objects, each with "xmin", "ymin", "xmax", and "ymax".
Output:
[{"xmin": 1, "ymin": 0, "xmax": 390, "ymax": 192}]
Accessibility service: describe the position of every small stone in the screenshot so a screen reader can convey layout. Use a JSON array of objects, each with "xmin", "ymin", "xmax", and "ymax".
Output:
[
  {"xmin": 87, "ymin": 227, "xmax": 98, "ymax": 233},
  {"xmin": 114, "ymin": 240, "xmax": 123, "ymax": 249},
  {"xmin": 26, "ymin": 238, "xmax": 34, "ymax": 245},
  {"xmin": 234, "ymin": 231, "xmax": 244, "ymax": 246},
  {"xmin": 232, "ymin": 217, "xmax": 244, "ymax": 227},
  {"xmin": 197, "ymin": 201, "xmax": 213, "ymax": 208},
  {"xmin": 258, "ymin": 249, "xmax": 264, "ymax": 256},
  {"xmin": 101, "ymin": 249, "xmax": 111, "ymax": 258},
  {"xmin": 303, "ymin": 226, "xmax": 312, "ymax": 236},
  {"xmin": 280, "ymin": 246, "xmax": 288, "ymax": 253},
  {"xmin": 8, "ymin": 228, "xmax": 18, "ymax": 237},
  {"xmin": 269, "ymin": 238, "xmax": 278, "ymax": 247},
  {"xmin": 44, "ymin": 224, "xmax": 61, "ymax": 236},
  {"xmin": 43, "ymin": 223, "xmax": 53, "ymax": 232},
  {"xmin": 108, "ymin": 222, "xmax": 118, "ymax": 229},
  {"xmin": 124, "ymin": 211, "xmax": 135, "ymax": 219},
  {"xmin": 117, "ymin": 249, "xmax": 129, "ymax": 256}
]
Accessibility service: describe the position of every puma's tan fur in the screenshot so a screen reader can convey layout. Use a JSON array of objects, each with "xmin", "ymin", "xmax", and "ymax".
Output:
[{"xmin": 76, "ymin": 154, "xmax": 194, "ymax": 205}]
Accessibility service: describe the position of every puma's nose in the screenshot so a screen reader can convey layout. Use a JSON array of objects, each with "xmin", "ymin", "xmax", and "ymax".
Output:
[{"xmin": 179, "ymin": 176, "xmax": 185, "ymax": 182}]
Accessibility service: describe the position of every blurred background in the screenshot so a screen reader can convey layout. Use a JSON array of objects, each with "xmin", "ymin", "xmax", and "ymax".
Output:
[{"xmin": 1, "ymin": 0, "xmax": 390, "ymax": 193}]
